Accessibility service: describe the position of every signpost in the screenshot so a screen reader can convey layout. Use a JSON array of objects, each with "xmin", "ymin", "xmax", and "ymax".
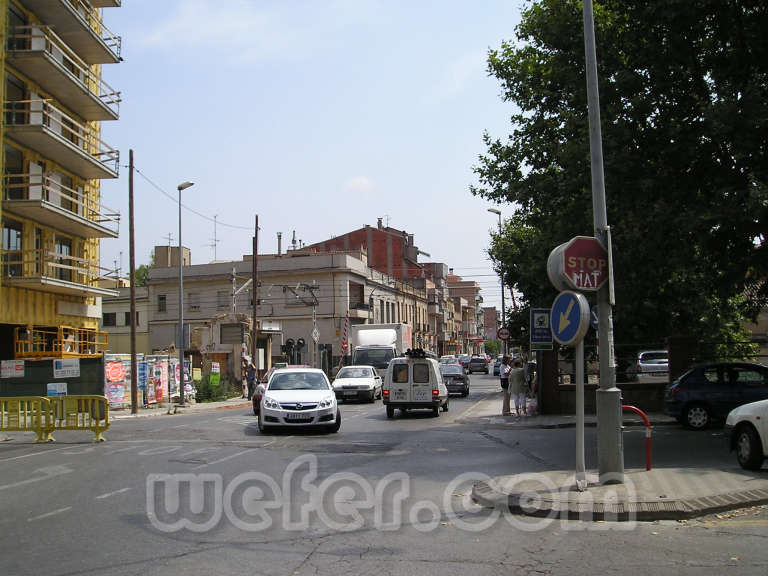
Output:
[
  {"xmin": 530, "ymin": 309, "xmax": 553, "ymax": 351},
  {"xmin": 497, "ymin": 327, "xmax": 510, "ymax": 341},
  {"xmin": 547, "ymin": 236, "xmax": 609, "ymax": 292},
  {"xmin": 551, "ymin": 291, "xmax": 590, "ymax": 491}
]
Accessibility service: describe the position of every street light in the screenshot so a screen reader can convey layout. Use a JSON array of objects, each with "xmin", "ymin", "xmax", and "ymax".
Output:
[
  {"xmin": 177, "ymin": 180, "xmax": 194, "ymax": 406},
  {"xmin": 487, "ymin": 208, "xmax": 506, "ymax": 355}
]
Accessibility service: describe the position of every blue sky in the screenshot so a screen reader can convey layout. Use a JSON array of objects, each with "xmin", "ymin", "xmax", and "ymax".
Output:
[{"xmin": 99, "ymin": 0, "xmax": 524, "ymax": 311}]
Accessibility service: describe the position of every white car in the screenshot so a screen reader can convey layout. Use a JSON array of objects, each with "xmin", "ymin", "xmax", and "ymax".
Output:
[
  {"xmin": 259, "ymin": 368, "xmax": 341, "ymax": 433},
  {"xmin": 332, "ymin": 365, "xmax": 382, "ymax": 402},
  {"xmin": 383, "ymin": 349, "xmax": 449, "ymax": 418},
  {"xmin": 725, "ymin": 399, "xmax": 768, "ymax": 470}
]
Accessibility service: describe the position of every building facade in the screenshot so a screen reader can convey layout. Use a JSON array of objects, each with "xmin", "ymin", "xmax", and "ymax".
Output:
[{"xmin": 0, "ymin": 0, "xmax": 121, "ymax": 361}]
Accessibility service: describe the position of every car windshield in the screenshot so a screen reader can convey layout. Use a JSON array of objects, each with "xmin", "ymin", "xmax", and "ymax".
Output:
[
  {"xmin": 337, "ymin": 367, "xmax": 372, "ymax": 379},
  {"xmin": 440, "ymin": 365, "xmax": 464, "ymax": 375},
  {"xmin": 268, "ymin": 372, "xmax": 330, "ymax": 391},
  {"xmin": 353, "ymin": 348, "xmax": 394, "ymax": 368},
  {"xmin": 641, "ymin": 352, "xmax": 667, "ymax": 363}
]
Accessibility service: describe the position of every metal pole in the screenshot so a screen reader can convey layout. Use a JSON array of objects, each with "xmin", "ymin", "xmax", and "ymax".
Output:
[
  {"xmin": 575, "ymin": 338, "xmax": 586, "ymax": 491},
  {"xmin": 498, "ymin": 214, "xmax": 507, "ymax": 356},
  {"xmin": 178, "ymin": 185, "xmax": 184, "ymax": 406},
  {"xmin": 129, "ymin": 149, "xmax": 138, "ymax": 414},
  {"xmin": 582, "ymin": 0, "xmax": 623, "ymax": 483},
  {"xmin": 252, "ymin": 215, "xmax": 258, "ymax": 368}
]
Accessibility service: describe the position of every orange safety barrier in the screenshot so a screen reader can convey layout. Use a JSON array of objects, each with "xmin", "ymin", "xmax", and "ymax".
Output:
[{"xmin": 43, "ymin": 395, "xmax": 110, "ymax": 442}]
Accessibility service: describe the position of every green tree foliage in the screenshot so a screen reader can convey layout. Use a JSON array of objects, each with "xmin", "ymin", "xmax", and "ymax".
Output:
[
  {"xmin": 485, "ymin": 339, "xmax": 501, "ymax": 356},
  {"xmin": 475, "ymin": 0, "xmax": 768, "ymax": 348},
  {"xmin": 134, "ymin": 251, "xmax": 155, "ymax": 287}
]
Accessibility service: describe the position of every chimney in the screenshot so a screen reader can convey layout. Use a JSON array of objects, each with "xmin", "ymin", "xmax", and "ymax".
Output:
[
  {"xmin": 449, "ymin": 268, "xmax": 454, "ymax": 275},
  {"xmin": 277, "ymin": 232, "xmax": 282, "ymax": 255},
  {"xmin": 377, "ymin": 217, "xmax": 383, "ymax": 230}
]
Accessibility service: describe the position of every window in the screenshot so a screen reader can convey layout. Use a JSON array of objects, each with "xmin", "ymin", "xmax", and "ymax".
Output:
[
  {"xmin": 188, "ymin": 292, "xmax": 200, "ymax": 311},
  {"xmin": 217, "ymin": 290, "xmax": 229, "ymax": 309},
  {"xmin": 124, "ymin": 311, "xmax": 139, "ymax": 326},
  {"xmin": 157, "ymin": 294, "xmax": 166, "ymax": 312},
  {"xmin": 103, "ymin": 312, "xmax": 116, "ymax": 326},
  {"xmin": 220, "ymin": 323, "xmax": 242, "ymax": 345},
  {"xmin": 54, "ymin": 235, "xmax": 72, "ymax": 282},
  {"xmin": 2, "ymin": 218, "xmax": 23, "ymax": 277},
  {"xmin": 731, "ymin": 368, "xmax": 765, "ymax": 387},
  {"xmin": 413, "ymin": 363, "xmax": 430, "ymax": 383},
  {"xmin": 392, "ymin": 364, "xmax": 409, "ymax": 384}
]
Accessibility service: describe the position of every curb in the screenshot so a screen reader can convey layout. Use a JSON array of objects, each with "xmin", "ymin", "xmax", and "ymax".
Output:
[
  {"xmin": 456, "ymin": 418, "xmax": 678, "ymax": 430},
  {"xmin": 471, "ymin": 480, "xmax": 768, "ymax": 522},
  {"xmin": 111, "ymin": 400, "xmax": 250, "ymax": 420}
]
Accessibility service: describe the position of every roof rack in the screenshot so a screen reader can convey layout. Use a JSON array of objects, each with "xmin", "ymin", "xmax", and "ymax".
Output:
[{"xmin": 405, "ymin": 348, "xmax": 427, "ymax": 358}]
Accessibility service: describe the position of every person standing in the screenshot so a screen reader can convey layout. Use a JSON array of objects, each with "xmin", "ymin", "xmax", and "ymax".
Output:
[
  {"xmin": 246, "ymin": 362, "xmax": 257, "ymax": 400},
  {"xmin": 500, "ymin": 355, "xmax": 512, "ymax": 415},
  {"xmin": 509, "ymin": 358, "xmax": 527, "ymax": 416}
]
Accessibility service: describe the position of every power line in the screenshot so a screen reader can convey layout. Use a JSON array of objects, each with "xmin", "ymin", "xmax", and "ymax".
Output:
[{"xmin": 131, "ymin": 166, "xmax": 252, "ymax": 231}]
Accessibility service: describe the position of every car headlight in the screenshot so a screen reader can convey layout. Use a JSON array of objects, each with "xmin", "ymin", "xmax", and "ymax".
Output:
[
  {"xmin": 263, "ymin": 397, "xmax": 280, "ymax": 409},
  {"xmin": 318, "ymin": 396, "xmax": 335, "ymax": 408}
]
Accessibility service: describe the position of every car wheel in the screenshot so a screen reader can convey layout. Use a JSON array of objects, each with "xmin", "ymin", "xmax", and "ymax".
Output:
[
  {"xmin": 462, "ymin": 386, "xmax": 469, "ymax": 398},
  {"xmin": 386, "ymin": 405, "xmax": 395, "ymax": 419},
  {"xmin": 328, "ymin": 410, "xmax": 342, "ymax": 433},
  {"xmin": 432, "ymin": 405, "xmax": 440, "ymax": 417},
  {"xmin": 442, "ymin": 398, "xmax": 449, "ymax": 412},
  {"xmin": 685, "ymin": 404, "xmax": 711, "ymax": 430},
  {"xmin": 735, "ymin": 425, "xmax": 764, "ymax": 470},
  {"xmin": 368, "ymin": 390, "xmax": 376, "ymax": 403}
]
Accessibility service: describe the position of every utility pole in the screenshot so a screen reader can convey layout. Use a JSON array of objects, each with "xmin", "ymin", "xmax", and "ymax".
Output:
[
  {"xmin": 583, "ymin": 0, "xmax": 623, "ymax": 483},
  {"xmin": 252, "ymin": 215, "xmax": 258, "ymax": 369},
  {"xmin": 128, "ymin": 149, "xmax": 138, "ymax": 414}
]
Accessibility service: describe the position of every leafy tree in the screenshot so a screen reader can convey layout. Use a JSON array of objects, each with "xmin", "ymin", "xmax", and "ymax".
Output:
[
  {"xmin": 485, "ymin": 339, "xmax": 501, "ymax": 356},
  {"xmin": 134, "ymin": 251, "xmax": 155, "ymax": 287},
  {"xmin": 475, "ymin": 0, "xmax": 768, "ymax": 351}
]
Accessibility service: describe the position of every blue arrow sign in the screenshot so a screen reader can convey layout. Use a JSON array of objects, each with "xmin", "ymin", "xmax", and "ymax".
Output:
[{"xmin": 551, "ymin": 291, "xmax": 590, "ymax": 346}]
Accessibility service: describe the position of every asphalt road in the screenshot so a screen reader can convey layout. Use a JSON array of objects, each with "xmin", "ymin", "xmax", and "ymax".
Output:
[{"xmin": 1, "ymin": 374, "xmax": 767, "ymax": 575}]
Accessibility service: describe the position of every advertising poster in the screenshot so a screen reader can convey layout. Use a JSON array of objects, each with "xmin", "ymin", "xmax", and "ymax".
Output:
[
  {"xmin": 1, "ymin": 360, "xmax": 24, "ymax": 379},
  {"xmin": 47, "ymin": 382, "xmax": 67, "ymax": 396},
  {"xmin": 106, "ymin": 381, "xmax": 125, "ymax": 403},
  {"xmin": 210, "ymin": 361, "xmax": 221, "ymax": 387},
  {"xmin": 54, "ymin": 358, "xmax": 80, "ymax": 379},
  {"xmin": 155, "ymin": 362, "xmax": 167, "ymax": 403}
]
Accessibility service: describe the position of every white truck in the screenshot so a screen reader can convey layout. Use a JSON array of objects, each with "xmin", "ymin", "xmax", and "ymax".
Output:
[{"xmin": 349, "ymin": 323, "xmax": 413, "ymax": 371}]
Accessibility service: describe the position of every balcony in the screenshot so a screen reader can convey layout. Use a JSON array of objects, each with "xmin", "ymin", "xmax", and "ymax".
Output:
[
  {"xmin": 90, "ymin": 0, "xmax": 121, "ymax": 7},
  {"xmin": 4, "ymin": 100, "xmax": 119, "ymax": 179},
  {"xmin": 1, "ymin": 248, "xmax": 118, "ymax": 297},
  {"xmin": 7, "ymin": 26, "xmax": 120, "ymax": 121},
  {"xmin": 14, "ymin": 325, "xmax": 108, "ymax": 359},
  {"xmin": 21, "ymin": 0, "xmax": 121, "ymax": 64},
  {"xmin": 3, "ymin": 173, "xmax": 119, "ymax": 238}
]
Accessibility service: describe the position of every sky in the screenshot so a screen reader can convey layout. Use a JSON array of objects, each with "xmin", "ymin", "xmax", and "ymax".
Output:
[{"xmin": 98, "ymin": 0, "xmax": 525, "ymax": 312}]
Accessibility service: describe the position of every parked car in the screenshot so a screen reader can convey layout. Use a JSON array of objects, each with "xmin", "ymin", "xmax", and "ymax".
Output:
[
  {"xmin": 440, "ymin": 355, "xmax": 459, "ymax": 365},
  {"xmin": 664, "ymin": 361, "xmax": 768, "ymax": 429},
  {"xmin": 252, "ymin": 364, "xmax": 310, "ymax": 415},
  {"xmin": 468, "ymin": 356, "xmax": 489, "ymax": 374},
  {"xmin": 635, "ymin": 350, "xmax": 669, "ymax": 382},
  {"xmin": 440, "ymin": 363, "xmax": 470, "ymax": 397},
  {"xmin": 258, "ymin": 367, "xmax": 341, "ymax": 433},
  {"xmin": 332, "ymin": 365, "xmax": 382, "ymax": 402},
  {"xmin": 383, "ymin": 349, "xmax": 449, "ymax": 418},
  {"xmin": 725, "ymin": 399, "xmax": 768, "ymax": 470},
  {"xmin": 458, "ymin": 354, "xmax": 471, "ymax": 370}
]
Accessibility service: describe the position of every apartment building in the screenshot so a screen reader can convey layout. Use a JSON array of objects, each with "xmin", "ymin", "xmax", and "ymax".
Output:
[
  {"xmin": 447, "ymin": 269, "xmax": 483, "ymax": 354},
  {"xmin": 0, "ymin": 0, "xmax": 121, "ymax": 361}
]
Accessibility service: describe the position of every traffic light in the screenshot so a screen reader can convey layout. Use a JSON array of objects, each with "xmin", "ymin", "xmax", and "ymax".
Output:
[{"xmin": 296, "ymin": 338, "xmax": 305, "ymax": 350}]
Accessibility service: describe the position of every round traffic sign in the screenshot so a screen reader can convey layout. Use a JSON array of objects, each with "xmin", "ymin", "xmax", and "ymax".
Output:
[
  {"xmin": 497, "ymin": 327, "xmax": 510, "ymax": 341},
  {"xmin": 551, "ymin": 291, "xmax": 590, "ymax": 346}
]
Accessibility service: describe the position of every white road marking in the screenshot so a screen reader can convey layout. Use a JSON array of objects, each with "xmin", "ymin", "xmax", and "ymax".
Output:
[
  {"xmin": 137, "ymin": 446, "xmax": 183, "ymax": 456},
  {"xmin": 169, "ymin": 424, "xmax": 190, "ymax": 429},
  {"xmin": 95, "ymin": 487, "xmax": 132, "ymax": 500},
  {"xmin": 28, "ymin": 507, "xmax": 72, "ymax": 522},
  {"xmin": 0, "ymin": 465, "xmax": 72, "ymax": 491},
  {"xmin": 192, "ymin": 448, "xmax": 259, "ymax": 470},
  {"xmin": 0, "ymin": 446, "xmax": 74, "ymax": 463}
]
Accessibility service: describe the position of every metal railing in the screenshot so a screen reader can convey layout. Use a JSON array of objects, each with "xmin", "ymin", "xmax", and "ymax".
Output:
[
  {"xmin": 66, "ymin": 0, "xmax": 122, "ymax": 60},
  {"xmin": 3, "ymin": 173, "xmax": 120, "ymax": 234},
  {"xmin": 0, "ymin": 395, "xmax": 110, "ymax": 442},
  {"xmin": 1, "ymin": 248, "xmax": 118, "ymax": 287},
  {"xmin": 6, "ymin": 26, "xmax": 121, "ymax": 117},
  {"xmin": 3, "ymin": 99, "xmax": 120, "ymax": 175},
  {"xmin": 13, "ymin": 325, "xmax": 108, "ymax": 359}
]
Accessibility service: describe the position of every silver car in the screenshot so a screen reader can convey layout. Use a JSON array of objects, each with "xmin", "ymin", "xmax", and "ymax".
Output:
[{"xmin": 635, "ymin": 350, "xmax": 668, "ymax": 382}]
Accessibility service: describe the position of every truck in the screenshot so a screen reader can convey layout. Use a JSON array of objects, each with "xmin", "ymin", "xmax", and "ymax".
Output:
[{"xmin": 349, "ymin": 323, "xmax": 413, "ymax": 371}]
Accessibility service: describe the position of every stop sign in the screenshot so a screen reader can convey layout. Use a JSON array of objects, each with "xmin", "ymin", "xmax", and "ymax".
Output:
[{"xmin": 547, "ymin": 236, "xmax": 609, "ymax": 292}]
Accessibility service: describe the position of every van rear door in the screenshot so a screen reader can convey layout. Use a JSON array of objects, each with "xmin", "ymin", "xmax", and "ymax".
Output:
[
  {"xmin": 389, "ymin": 362, "xmax": 410, "ymax": 403},
  {"xmin": 410, "ymin": 361, "xmax": 433, "ymax": 403}
]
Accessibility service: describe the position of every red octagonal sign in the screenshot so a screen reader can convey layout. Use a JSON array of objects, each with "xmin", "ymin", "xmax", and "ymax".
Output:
[{"xmin": 547, "ymin": 236, "xmax": 609, "ymax": 292}]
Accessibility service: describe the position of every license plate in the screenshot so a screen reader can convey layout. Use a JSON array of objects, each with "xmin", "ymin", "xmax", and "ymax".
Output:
[
  {"xmin": 285, "ymin": 412, "xmax": 312, "ymax": 420},
  {"xmin": 392, "ymin": 390, "xmax": 407, "ymax": 401},
  {"xmin": 344, "ymin": 390, "xmax": 357, "ymax": 396},
  {"xmin": 413, "ymin": 389, "xmax": 430, "ymax": 402}
]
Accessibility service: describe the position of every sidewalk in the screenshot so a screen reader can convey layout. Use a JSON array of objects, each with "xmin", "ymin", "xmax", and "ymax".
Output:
[
  {"xmin": 466, "ymin": 394, "xmax": 768, "ymax": 521},
  {"xmin": 458, "ymin": 393, "xmax": 677, "ymax": 428},
  {"xmin": 109, "ymin": 396, "xmax": 251, "ymax": 420}
]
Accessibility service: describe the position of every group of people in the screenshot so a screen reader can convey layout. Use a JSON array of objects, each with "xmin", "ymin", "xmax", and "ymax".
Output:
[{"xmin": 498, "ymin": 354, "xmax": 535, "ymax": 416}]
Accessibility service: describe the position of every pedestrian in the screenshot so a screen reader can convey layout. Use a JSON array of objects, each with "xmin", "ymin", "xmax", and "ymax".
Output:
[
  {"xmin": 509, "ymin": 358, "xmax": 527, "ymax": 416},
  {"xmin": 246, "ymin": 362, "xmax": 257, "ymax": 400},
  {"xmin": 500, "ymin": 355, "xmax": 512, "ymax": 415}
]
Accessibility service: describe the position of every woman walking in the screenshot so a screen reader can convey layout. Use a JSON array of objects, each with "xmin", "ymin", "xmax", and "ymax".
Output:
[
  {"xmin": 500, "ymin": 355, "xmax": 511, "ymax": 415},
  {"xmin": 509, "ymin": 358, "xmax": 527, "ymax": 416}
]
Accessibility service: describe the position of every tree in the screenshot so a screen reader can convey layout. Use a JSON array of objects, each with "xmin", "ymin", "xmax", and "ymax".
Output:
[
  {"xmin": 474, "ymin": 0, "xmax": 768, "ymax": 351},
  {"xmin": 134, "ymin": 251, "xmax": 155, "ymax": 287}
]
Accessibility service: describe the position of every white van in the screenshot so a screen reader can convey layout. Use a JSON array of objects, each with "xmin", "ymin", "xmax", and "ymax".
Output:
[{"xmin": 382, "ymin": 349, "xmax": 449, "ymax": 418}]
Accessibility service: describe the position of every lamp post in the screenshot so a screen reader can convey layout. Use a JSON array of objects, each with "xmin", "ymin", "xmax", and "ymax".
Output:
[
  {"xmin": 177, "ymin": 180, "xmax": 194, "ymax": 406},
  {"xmin": 487, "ymin": 208, "xmax": 506, "ymax": 355}
]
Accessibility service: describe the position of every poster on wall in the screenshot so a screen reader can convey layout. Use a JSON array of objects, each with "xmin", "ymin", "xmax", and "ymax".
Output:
[
  {"xmin": 54, "ymin": 358, "xmax": 80, "ymax": 379},
  {"xmin": 47, "ymin": 382, "xmax": 67, "ymax": 396},
  {"xmin": 106, "ymin": 381, "xmax": 125, "ymax": 403},
  {"xmin": 1, "ymin": 360, "xmax": 24, "ymax": 379}
]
